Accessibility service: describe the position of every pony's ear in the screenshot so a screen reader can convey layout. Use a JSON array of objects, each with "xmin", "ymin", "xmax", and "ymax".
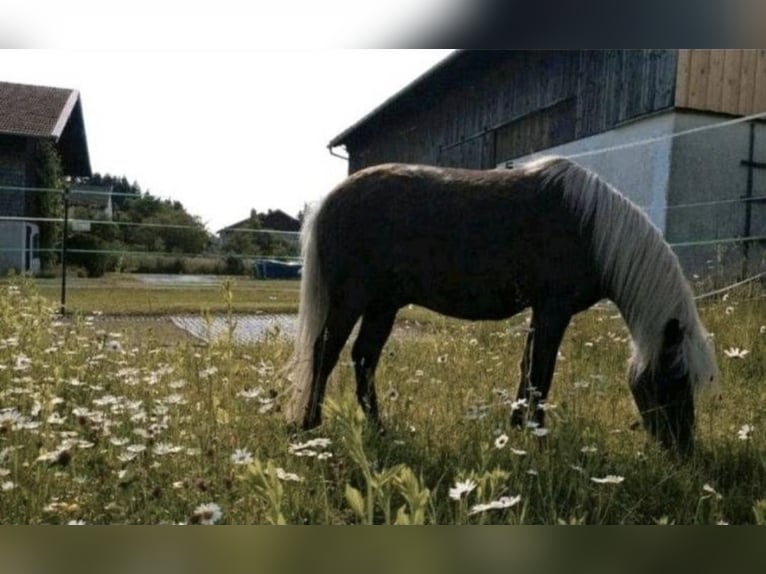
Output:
[{"xmin": 663, "ymin": 318, "xmax": 684, "ymax": 349}]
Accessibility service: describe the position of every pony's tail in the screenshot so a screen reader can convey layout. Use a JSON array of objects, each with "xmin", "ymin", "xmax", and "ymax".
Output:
[{"xmin": 284, "ymin": 202, "xmax": 328, "ymax": 425}]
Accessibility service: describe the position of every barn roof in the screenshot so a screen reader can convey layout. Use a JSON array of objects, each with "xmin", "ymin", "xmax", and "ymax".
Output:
[
  {"xmin": 0, "ymin": 80, "xmax": 92, "ymax": 176},
  {"xmin": 328, "ymin": 50, "xmax": 469, "ymax": 150}
]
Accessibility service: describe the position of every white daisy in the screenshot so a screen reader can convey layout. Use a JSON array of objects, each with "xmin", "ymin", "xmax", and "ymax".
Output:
[
  {"xmin": 590, "ymin": 475, "xmax": 625, "ymax": 485},
  {"xmin": 468, "ymin": 495, "xmax": 521, "ymax": 515},
  {"xmin": 449, "ymin": 479, "xmax": 477, "ymax": 500},
  {"xmin": 192, "ymin": 502, "xmax": 222, "ymax": 525},
  {"xmin": 494, "ymin": 433, "xmax": 509, "ymax": 449},
  {"xmin": 230, "ymin": 448, "xmax": 254, "ymax": 465}
]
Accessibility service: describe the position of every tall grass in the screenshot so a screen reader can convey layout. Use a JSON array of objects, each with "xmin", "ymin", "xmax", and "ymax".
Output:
[{"xmin": 0, "ymin": 277, "xmax": 764, "ymax": 524}]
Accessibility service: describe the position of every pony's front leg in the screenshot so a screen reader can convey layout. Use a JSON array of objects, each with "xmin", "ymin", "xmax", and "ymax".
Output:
[{"xmin": 511, "ymin": 305, "xmax": 572, "ymax": 429}]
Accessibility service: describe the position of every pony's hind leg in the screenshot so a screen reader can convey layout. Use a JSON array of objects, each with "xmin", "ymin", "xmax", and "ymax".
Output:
[
  {"xmin": 351, "ymin": 306, "xmax": 398, "ymax": 429},
  {"xmin": 511, "ymin": 304, "xmax": 572, "ymax": 429},
  {"xmin": 303, "ymin": 303, "xmax": 363, "ymax": 429}
]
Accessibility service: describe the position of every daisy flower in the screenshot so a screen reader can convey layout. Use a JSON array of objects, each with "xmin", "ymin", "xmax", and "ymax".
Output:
[
  {"xmin": 275, "ymin": 468, "xmax": 303, "ymax": 482},
  {"xmin": 449, "ymin": 479, "xmax": 477, "ymax": 500},
  {"xmin": 737, "ymin": 424, "xmax": 754, "ymax": 441},
  {"xmin": 723, "ymin": 347, "xmax": 749, "ymax": 359},
  {"xmin": 590, "ymin": 475, "xmax": 625, "ymax": 485},
  {"xmin": 230, "ymin": 448, "xmax": 254, "ymax": 465},
  {"xmin": 494, "ymin": 433, "xmax": 509, "ymax": 449},
  {"xmin": 191, "ymin": 502, "xmax": 222, "ymax": 525},
  {"xmin": 468, "ymin": 495, "xmax": 521, "ymax": 515}
]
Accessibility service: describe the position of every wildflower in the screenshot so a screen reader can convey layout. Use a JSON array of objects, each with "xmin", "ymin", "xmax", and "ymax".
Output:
[
  {"xmin": 570, "ymin": 465, "xmax": 585, "ymax": 474},
  {"xmin": 67, "ymin": 520, "xmax": 86, "ymax": 525},
  {"xmin": 580, "ymin": 445, "xmax": 598, "ymax": 454},
  {"xmin": 760, "ymin": 325, "xmax": 765, "ymax": 335},
  {"xmin": 494, "ymin": 433, "xmax": 509, "ymax": 449},
  {"xmin": 191, "ymin": 502, "xmax": 222, "ymax": 525},
  {"xmin": 436, "ymin": 354, "xmax": 448, "ymax": 364},
  {"xmin": 510, "ymin": 448, "xmax": 527, "ymax": 456},
  {"xmin": 449, "ymin": 479, "xmax": 477, "ymax": 500},
  {"xmin": 725, "ymin": 306, "xmax": 735, "ymax": 316},
  {"xmin": 468, "ymin": 495, "xmax": 521, "ymax": 515},
  {"xmin": 723, "ymin": 347, "xmax": 749, "ymax": 359},
  {"xmin": 153, "ymin": 443, "xmax": 183, "ymax": 456},
  {"xmin": 275, "ymin": 468, "xmax": 304, "ymax": 482},
  {"xmin": 107, "ymin": 340, "xmax": 123, "ymax": 353},
  {"xmin": 531, "ymin": 427, "xmax": 549, "ymax": 438},
  {"xmin": 510, "ymin": 398, "xmax": 528, "ymax": 412},
  {"xmin": 469, "ymin": 338, "xmax": 479, "ymax": 346},
  {"xmin": 288, "ymin": 438, "xmax": 332, "ymax": 453},
  {"xmin": 737, "ymin": 424, "xmax": 754, "ymax": 441},
  {"xmin": 386, "ymin": 387, "xmax": 399, "ymax": 401},
  {"xmin": 230, "ymin": 448, "xmax": 254, "ymax": 465},
  {"xmin": 526, "ymin": 469, "xmax": 539, "ymax": 476},
  {"xmin": 14, "ymin": 354, "xmax": 31, "ymax": 371},
  {"xmin": 164, "ymin": 393, "xmax": 187, "ymax": 405},
  {"xmin": 1, "ymin": 481, "xmax": 15, "ymax": 491},
  {"xmin": 237, "ymin": 388, "xmax": 262, "ymax": 400},
  {"xmin": 46, "ymin": 412, "xmax": 66, "ymax": 425},
  {"xmin": 702, "ymin": 484, "xmax": 723, "ymax": 500},
  {"xmin": 199, "ymin": 366, "xmax": 218, "ymax": 379},
  {"xmin": 590, "ymin": 475, "xmax": 625, "ymax": 485}
]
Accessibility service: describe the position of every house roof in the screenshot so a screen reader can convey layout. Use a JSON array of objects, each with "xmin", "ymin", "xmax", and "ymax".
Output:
[
  {"xmin": 0, "ymin": 80, "xmax": 92, "ymax": 176},
  {"xmin": 217, "ymin": 210, "xmax": 300, "ymax": 235}
]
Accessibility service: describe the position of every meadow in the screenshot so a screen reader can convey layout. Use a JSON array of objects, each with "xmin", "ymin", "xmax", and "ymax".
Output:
[{"xmin": 0, "ymin": 275, "xmax": 764, "ymax": 524}]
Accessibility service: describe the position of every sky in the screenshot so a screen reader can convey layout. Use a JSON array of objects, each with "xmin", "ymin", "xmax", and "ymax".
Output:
[{"xmin": 0, "ymin": 49, "xmax": 451, "ymax": 232}]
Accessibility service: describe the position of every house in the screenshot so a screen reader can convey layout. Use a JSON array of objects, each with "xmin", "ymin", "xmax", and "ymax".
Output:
[
  {"xmin": 0, "ymin": 80, "xmax": 92, "ymax": 274},
  {"xmin": 329, "ymin": 50, "xmax": 766, "ymax": 275},
  {"xmin": 217, "ymin": 209, "xmax": 300, "ymax": 246}
]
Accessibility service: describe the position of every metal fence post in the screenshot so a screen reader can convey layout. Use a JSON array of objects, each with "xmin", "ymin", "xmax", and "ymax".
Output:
[{"xmin": 60, "ymin": 185, "xmax": 69, "ymax": 315}]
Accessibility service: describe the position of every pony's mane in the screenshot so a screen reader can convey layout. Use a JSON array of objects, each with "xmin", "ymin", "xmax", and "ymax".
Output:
[{"xmin": 523, "ymin": 157, "xmax": 719, "ymax": 394}]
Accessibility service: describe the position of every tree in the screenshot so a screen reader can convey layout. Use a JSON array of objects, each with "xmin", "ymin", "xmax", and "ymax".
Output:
[{"xmin": 33, "ymin": 140, "xmax": 64, "ymax": 271}]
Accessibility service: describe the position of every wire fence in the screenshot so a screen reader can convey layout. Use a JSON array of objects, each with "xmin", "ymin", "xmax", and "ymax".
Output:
[{"xmin": 0, "ymin": 109, "xmax": 765, "ymax": 314}]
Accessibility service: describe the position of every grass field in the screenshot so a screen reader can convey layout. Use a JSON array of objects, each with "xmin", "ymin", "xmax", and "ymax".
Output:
[
  {"xmin": 0, "ymin": 275, "xmax": 764, "ymax": 524},
  {"xmin": 32, "ymin": 274, "xmax": 301, "ymax": 316}
]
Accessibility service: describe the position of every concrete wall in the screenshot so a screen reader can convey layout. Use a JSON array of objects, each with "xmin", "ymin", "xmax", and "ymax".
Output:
[
  {"xmin": 666, "ymin": 111, "xmax": 766, "ymax": 275},
  {"xmin": 502, "ymin": 112, "xmax": 675, "ymax": 233}
]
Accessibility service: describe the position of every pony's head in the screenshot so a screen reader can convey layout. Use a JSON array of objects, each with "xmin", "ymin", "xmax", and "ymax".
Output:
[{"xmin": 629, "ymin": 318, "xmax": 696, "ymax": 455}]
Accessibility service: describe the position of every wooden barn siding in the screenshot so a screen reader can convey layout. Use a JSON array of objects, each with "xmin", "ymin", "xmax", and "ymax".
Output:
[
  {"xmin": 347, "ymin": 50, "xmax": 678, "ymax": 172},
  {"xmin": 676, "ymin": 49, "xmax": 766, "ymax": 116}
]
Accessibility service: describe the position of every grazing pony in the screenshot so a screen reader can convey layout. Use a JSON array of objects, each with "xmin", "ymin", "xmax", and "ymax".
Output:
[{"xmin": 285, "ymin": 157, "xmax": 718, "ymax": 453}]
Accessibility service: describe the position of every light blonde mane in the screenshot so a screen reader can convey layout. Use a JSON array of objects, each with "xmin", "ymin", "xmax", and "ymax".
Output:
[{"xmin": 525, "ymin": 157, "xmax": 719, "ymax": 394}]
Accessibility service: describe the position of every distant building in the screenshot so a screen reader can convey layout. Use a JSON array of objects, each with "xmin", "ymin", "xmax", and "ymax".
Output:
[
  {"xmin": 217, "ymin": 209, "xmax": 300, "ymax": 245},
  {"xmin": 0, "ymin": 80, "xmax": 92, "ymax": 274},
  {"xmin": 329, "ymin": 50, "xmax": 766, "ymax": 274}
]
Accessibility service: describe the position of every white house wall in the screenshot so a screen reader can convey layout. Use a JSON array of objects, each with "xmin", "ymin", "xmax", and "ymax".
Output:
[{"xmin": 0, "ymin": 221, "xmax": 25, "ymax": 274}]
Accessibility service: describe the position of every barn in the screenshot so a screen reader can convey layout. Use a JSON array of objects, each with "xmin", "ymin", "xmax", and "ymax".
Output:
[
  {"xmin": 328, "ymin": 50, "xmax": 766, "ymax": 276},
  {"xmin": 0, "ymin": 80, "xmax": 92, "ymax": 275}
]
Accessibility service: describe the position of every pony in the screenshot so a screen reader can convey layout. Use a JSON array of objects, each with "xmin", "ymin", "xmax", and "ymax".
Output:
[{"xmin": 285, "ymin": 157, "xmax": 718, "ymax": 454}]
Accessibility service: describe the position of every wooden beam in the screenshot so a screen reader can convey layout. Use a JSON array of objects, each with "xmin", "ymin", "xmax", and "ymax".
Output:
[
  {"xmin": 675, "ymin": 49, "xmax": 691, "ymax": 107},
  {"xmin": 722, "ymin": 49, "xmax": 742, "ymax": 114},
  {"xmin": 688, "ymin": 50, "xmax": 710, "ymax": 109},
  {"xmin": 706, "ymin": 49, "xmax": 725, "ymax": 111},
  {"xmin": 739, "ymin": 49, "xmax": 757, "ymax": 115}
]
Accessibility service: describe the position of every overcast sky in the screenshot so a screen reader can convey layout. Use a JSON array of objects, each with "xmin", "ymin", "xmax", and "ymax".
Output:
[{"xmin": 0, "ymin": 49, "xmax": 451, "ymax": 232}]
